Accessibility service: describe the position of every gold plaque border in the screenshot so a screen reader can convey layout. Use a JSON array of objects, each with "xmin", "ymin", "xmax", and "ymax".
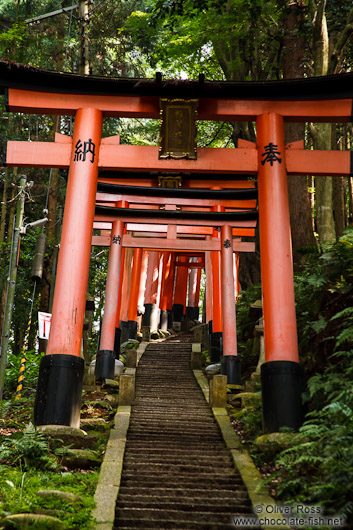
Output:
[{"xmin": 159, "ymin": 98, "xmax": 198, "ymax": 160}]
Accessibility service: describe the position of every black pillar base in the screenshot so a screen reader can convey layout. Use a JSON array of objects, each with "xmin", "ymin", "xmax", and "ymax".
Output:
[
  {"xmin": 143, "ymin": 303, "xmax": 156, "ymax": 327},
  {"xmin": 193, "ymin": 307, "xmax": 200, "ymax": 321},
  {"xmin": 185, "ymin": 306, "xmax": 194, "ymax": 320},
  {"xmin": 221, "ymin": 355, "xmax": 241, "ymax": 385},
  {"xmin": 128, "ymin": 320, "xmax": 138, "ymax": 340},
  {"xmin": 261, "ymin": 361, "xmax": 305, "ymax": 433},
  {"xmin": 95, "ymin": 349, "xmax": 116, "ymax": 380},
  {"xmin": 120, "ymin": 320, "xmax": 129, "ymax": 344},
  {"xmin": 114, "ymin": 327, "xmax": 121, "ymax": 359},
  {"xmin": 160, "ymin": 309, "xmax": 168, "ymax": 331},
  {"xmin": 210, "ymin": 331, "xmax": 223, "ymax": 363},
  {"xmin": 167, "ymin": 310, "xmax": 173, "ymax": 329},
  {"xmin": 172, "ymin": 303, "xmax": 184, "ymax": 323},
  {"xmin": 34, "ymin": 354, "xmax": 84, "ymax": 428},
  {"xmin": 207, "ymin": 320, "xmax": 213, "ymax": 351}
]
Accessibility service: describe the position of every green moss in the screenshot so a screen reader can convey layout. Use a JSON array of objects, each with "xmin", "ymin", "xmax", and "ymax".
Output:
[{"xmin": 0, "ymin": 466, "xmax": 98, "ymax": 529}]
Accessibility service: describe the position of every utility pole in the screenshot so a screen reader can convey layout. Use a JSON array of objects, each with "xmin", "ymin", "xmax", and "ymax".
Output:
[
  {"xmin": 0, "ymin": 175, "xmax": 27, "ymax": 401},
  {"xmin": 79, "ymin": 0, "xmax": 90, "ymax": 75}
]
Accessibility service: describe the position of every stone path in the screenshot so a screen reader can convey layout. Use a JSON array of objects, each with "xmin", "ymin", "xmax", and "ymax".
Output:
[{"xmin": 114, "ymin": 338, "xmax": 257, "ymax": 529}]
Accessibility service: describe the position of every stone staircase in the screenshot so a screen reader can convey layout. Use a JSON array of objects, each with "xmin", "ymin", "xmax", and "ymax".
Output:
[{"xmin": 114, "ymin": 338, "xmax": 257, "ymax": 529}]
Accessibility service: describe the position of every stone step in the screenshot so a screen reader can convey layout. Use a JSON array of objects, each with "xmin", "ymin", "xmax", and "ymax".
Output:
[
  {"xmin": 116, "ymin": 508, "xmax": 253, "ymax": 525},
  {"xmin": 117, "ymin": 488, "xmax": 250, "ymax": 500},
  {"xmin": 120, "ymin": 475, "xmax": 245, "ymax": 487},
  {"xmin": 116, "ymin": 500, "xmax": 252, "ymax": 512}
]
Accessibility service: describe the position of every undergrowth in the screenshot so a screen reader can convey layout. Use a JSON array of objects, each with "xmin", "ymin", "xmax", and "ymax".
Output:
[{"xmin": 236, "ymin": 228, "xmax": 353, "ymax": 525}]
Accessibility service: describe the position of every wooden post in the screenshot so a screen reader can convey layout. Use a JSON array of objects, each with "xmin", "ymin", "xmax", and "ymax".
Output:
[
  {"xmin": 220, "ymin": 224, "xmax": 240, "ymax": 384},
  {"xmin": 172, "ymin": 255, "xmax": 188, "ymax": 328},
  {"xmin": 127, "ymin": 248, "xmax": 143, "ymax": 339},
  {"xmin": 34, "ymin": 107, "xmax": 103, "ymax": 427},
  {"xmin": 143, "ymin": 251, "xmax": 160, "ymax": 330},
  {"xmin": 96, "ymin": 209, "xmax": 125, "ymax": 380},
  {"xmin": 210, "ymin": 205, "xmax": 223, "ymax": 362},
  {"xmin": 257, "ymin": 112, "xmax": 304, "ymax": 432}
]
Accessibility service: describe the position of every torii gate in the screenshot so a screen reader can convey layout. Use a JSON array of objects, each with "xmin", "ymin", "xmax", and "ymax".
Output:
[{"xmin": 2, "ymin": 61, "xmax": 353, "ymax": 433}]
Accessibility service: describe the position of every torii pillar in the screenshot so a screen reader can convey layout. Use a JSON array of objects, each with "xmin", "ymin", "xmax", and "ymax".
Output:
[
  {"xmin": 95, "ymin": 209, "xmax": 125, "ymax": 380},
  {"xmin": 34, "ymin": 107, "xmax": 103, "ymax": 427},
  {"xmin": 172, "ymin": 255, "xmax": 188, "ymax": 330},
  {"xmin": 257, "ymin": 112, "xmax": 304, "ymax": 432},
  {"xmin": 143, "ymin": 251, "xmax": 160, "ymax": 331}
]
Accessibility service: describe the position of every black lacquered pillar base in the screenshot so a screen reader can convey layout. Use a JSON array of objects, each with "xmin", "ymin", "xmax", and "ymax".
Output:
[
  {"xmin": 95, "ymin": 349, "xmax": 116, "ymax": 380},
  {"xmin": 186, "ymin": 306, "xmax": 200, "ymax": 321},
  {"xmin": 114, "ymin": 327, "xmax": 121, "ymax": 358},
  {"xmin": 261, "ymin": 360, "xmax": 305, "ymax": 433},
  {"xmin": 142, "ymin": 303, "xmax": 154, "ymax": 327},
  {"xmin": 221, "ymin": 355, "xmax": 241, "ymax": 384},
  {"xmin": 120, "ymin": 320, "xmax": 129, "ymax": 344},
  {"xmin": 167, "ymin": 310, "xmax": 173, "ymax": 329},
  {"xmin": 172, "ymin": 303, "xmax": 184, "ymax": 323},
  {"xmin": 210, "ymin": 331, "xmax": 223, "ymax": 362},
  {"xmin": 128, "ymin": 320, "xmax": 138, "ymax": 340},
  {"xmin": 34, "ymin": 354, "xmax": 84, "ymax": 428}
]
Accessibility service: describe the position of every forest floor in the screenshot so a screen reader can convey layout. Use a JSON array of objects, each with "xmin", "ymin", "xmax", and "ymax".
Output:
[{"xmin": 0, "ymin": 386, "xmax": 118, "ymax": 529}]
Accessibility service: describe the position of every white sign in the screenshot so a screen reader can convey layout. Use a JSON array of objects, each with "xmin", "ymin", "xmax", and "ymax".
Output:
[{"xmin": 38, "ymin": 312, "xmax": 52, "ymax": 340}]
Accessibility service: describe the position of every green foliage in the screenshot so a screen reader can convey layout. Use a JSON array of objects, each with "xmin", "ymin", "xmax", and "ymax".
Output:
[
  {"xmin": 268, "ymin": 349, "xmax": 353, "ymax": 522},
  {"xmin": 258, "ymin": 230, "xmax": 353, "ymax": 524},
  {"xmin": 4, "ymin": 350, "xmax": 44, "ymax": 397},
  {"xmin": 0, "ymin": 423, "xmax": 58, "ymax": 469},
  {"xmin": 0, "ymin": 466, "xmax": 98, "ymax": 529}
]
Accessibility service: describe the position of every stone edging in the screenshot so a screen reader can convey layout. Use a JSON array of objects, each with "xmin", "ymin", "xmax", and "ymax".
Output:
[
  {"xmin": 192, "ymin": 368, "xmax": 291, "ymax": 530},
  {"xmin": 92, "ymin": 342, "xmax": 149, "ymax": 530}
]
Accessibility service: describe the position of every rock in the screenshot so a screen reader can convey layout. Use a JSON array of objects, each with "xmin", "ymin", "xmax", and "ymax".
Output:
[
  {"xmin": 205, "ymin": 363, "xmax": 221, "ymax": 377},
  {"xmin": 102, "ymin": 379, "xmax": 119, "ymax": 389},
  {"xmin": 120, "ymin": 339, "xmax": 139, "ymax": 350},
  {"xmin": 3, "ymin": 513, "xmax": 66, "ymax": 529},
  {"xmin": 255, "ymin": 432, "xmax": 296, "ymax": 451},
  {"xmin": 104, "ymin": 394, "xmax": 119, "ymax": 407},
  {"xmin": 61, "ymin": 449, "xmax": 102, "ymax": 469},
  {"xmin": 36, "ymin": 490, "xmax": 83, "ymax": 503},
  {"xmin": 231, "ymin": 392, "xmax": 261, "ymax": 408},
  {"xmin": 79, "ymin": 418, "xmax": 110, "ymax": 431},
  {"xmin": 37, "ymin": 425, "xmax": 98, "ymax": 450}
]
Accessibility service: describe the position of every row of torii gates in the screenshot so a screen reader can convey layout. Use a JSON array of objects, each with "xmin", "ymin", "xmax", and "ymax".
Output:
[{"xmin": 1, "ymin": 61, "xmax": 353, "ymax": 433}]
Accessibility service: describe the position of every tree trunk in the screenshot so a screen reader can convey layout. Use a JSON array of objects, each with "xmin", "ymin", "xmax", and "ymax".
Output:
[
  {"xmin": 311, "ymin": 1, "xmax": 336, "ymax": 242},
  {"xmin": 283, "ymin": 1, "xmax": 317, "ymax": 260}
]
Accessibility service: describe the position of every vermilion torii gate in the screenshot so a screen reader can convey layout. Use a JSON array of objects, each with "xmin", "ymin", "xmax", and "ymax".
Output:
[{"xmin": 2, "ymin": 61, "xmax": 353, "ymax": 433}]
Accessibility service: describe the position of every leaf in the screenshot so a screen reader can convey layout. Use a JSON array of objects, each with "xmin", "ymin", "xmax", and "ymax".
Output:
[
  {"xmin": 5, "ymin": 480, "xmax": 15, "ymax": 488},
  {"xmin": 330, "ymin": 307, "xmax": 353, "ymax": 321},
  {"xmin": 311, "ymin": 318, "xmax": 327, "ymax": 334}
]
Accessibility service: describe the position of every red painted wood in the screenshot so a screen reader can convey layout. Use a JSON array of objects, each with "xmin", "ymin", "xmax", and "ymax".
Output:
[
  {"xmin": 221, "ymin": 224, "xmax": 238, "ymax": 356},
  {"xmin": 7, "ymin": 139, "xmax": 351, "ymax": 176},
  {"xmin": 47, "ymin": 107, "xmax": 103, "ymax": 357},
  {"xmin": 257, "ymin": 113, "xmax": 299, "ymax": 363},
  {"xmin": 99, "ymin": 219, "xmax": 124, "ymax": 351},
  {"xmin": 8, "ymin": 88, "xmax": 353, "ymax": 122}
]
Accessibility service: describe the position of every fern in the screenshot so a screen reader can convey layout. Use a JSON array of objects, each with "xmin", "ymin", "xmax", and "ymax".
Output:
[{"xmin": 0, "ymin": 422, "xmax": 58, "ymax": 469}]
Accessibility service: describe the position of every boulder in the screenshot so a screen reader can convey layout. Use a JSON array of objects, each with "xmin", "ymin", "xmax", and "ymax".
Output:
[
  {"xmin": 205, "ymin": 363, "xmax": 221, "ymax": 378},
  {"xmin": 36, "ymin": 490, "xmax": 83, "ymax": 503},
  {"xmin": 3, "ymin": 513, "xmax": 65, "ymax": 529},
  {"xmin": 61, "ymin": 449, "xmax": 102, "ymax": 469},
  {"xmin": 37, "ymin": 425, "xmax": 98, "ymax": 450}
]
